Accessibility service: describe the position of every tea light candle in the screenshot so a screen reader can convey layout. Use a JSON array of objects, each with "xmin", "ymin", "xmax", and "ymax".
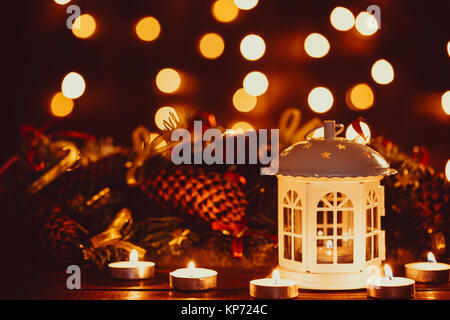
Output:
[
  {"xmin": 250, "ymin": 269, "xmax": 299, "ymax": 299},
  {"xmin": 367, "ymin": 264, "xmax": 415, "ymax": 299},
  {"xmin": 405, "ymin": 252, "xmax": 450, "ymax": 283},
  {"xmin": 170, "ymin": 261, "xmax": 217, "ymax": 291},
  {"xmin": 108, "ymin": 249, "xmax": 155, "ymax": 280}
]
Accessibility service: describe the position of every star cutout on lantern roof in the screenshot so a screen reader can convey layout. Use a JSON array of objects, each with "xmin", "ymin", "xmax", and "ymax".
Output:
[
  {"xmin": 321, "ymin": 151, "xmax": 331, "ymax": 159},
  {"xmin": 336, "ymin": 144, "xmax": 346, "ymax": 150},
  {"xmin": 303, "ymin": 143, "xmax": 312, "ymax": 149}
]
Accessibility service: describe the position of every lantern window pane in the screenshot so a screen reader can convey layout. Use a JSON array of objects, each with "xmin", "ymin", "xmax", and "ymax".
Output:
[
  {"xmin": 326, "ymin": 228, "xmax": 333, "ymax": 236},
  {"xmin": 340, "ymin": 210, "xmax": 353, "ymax": 235},
  {"xmin": 293, "ymin": 209, "xmax": 302, "ymax": 234},
  {"xmin": 366, "ymin": 208, "xmax": 371, "ymax": 233},
  {"xmin": 284, "ymin": 235, "xmax": 291, "ymax": 259},
  {"xmin": 317, "ymin": 211, "xmax": 324, "ymax": 224},
  {"xmin": 374, "ymin": 234, "xmax": 379, "ymax": 258},
  {"xmin": 326, "ymin": 211, "xmax": 333, "ymax": 224},
  {"xmin": 294, "ymin": 237, "xmax": 302, "ymax": 262},
  {"xmin": 283, "ymin": 207, "xmax": 291, "ymax": 232},
  {"xmin": 337, "ymin": 227, "xmax": 342, "ymax": 236},
  {"xmin": 317, "ymin": 228, "xmax": 324, "ymax": 236},
  {"xmin": 337, "ymin": 211, "xmax": 342, "ymax": 223},
  {"xmin": 337, "ymin": 239, "xmax": 354, "ymax": 263},
  {"xmin": 373, "ymin": 207, "xmax": 378, "ymax": 229},
  {"xmin": 318, "ymin": 200, "xmax": 326, "ymax": 208},
  {"xmin": 366, "ymin": 236, "xmax": 372, "ymax": 261},
  {"xmin": 317, "ymin": 239, "xmax": 333, "ymax": 264}
]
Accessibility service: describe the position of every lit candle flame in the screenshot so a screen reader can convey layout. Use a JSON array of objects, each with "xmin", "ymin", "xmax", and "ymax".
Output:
[
  {"xmin": 129, "ymin": 249, "xmax": 138, "ymax": 263},
  {"xmin": 272, "ymin": 269, "xmax": 280, "ymax": 285},
  {"xmin": 427, "ymin": 252, "xmax": 437, "ymax": 263},
  {"xmin": 384, "ymin": 264, "xmax": 393, "ymax": 280},
  {"xmin": 326, "ymin": 240, "xmax": 333, "ymax": 256}
]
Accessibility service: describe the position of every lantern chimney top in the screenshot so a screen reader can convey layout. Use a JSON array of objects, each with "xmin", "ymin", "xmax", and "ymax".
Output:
[{"xmin": 324, "ymin": 120, "xmax": 336, "ymax": 140}]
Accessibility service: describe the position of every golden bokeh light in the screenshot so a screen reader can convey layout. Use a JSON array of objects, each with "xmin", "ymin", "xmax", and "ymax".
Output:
[
  {"xmin": 50, "ymin": 92, "xmax": 74, "ymax": 118},
  {"xmin": 240, "ymin": 34, "xmax": 266, "ymax": 61},
  {"xmin": 243, "ymin": 71, "xmax": 268, "ymax": 96},
  {"xmin": 445, "ymin": 159, "xmax": 450, "ymax": 182},
  {"xmin": 233, "ymin": 0, "xmax": 258, "ymax": 10},
  {"xmin": 348, "ymin": 83, "xmax": 374, "ymax": 110},
  {"xmin": 212, "ymin": 0, "xmax": 239, "ymax": 23},
  {"xmin": 155, "ymin": 68, "xmax": 181, "ymax": 93},
  {"xmin": 355, "ymin": 11, "xmax": 378, "ymax": 36},
  {"xmin": 72, "ymin": 14, "xmax": 96, "ymax": 39},
  {"xmin": 346, "ymin": 121, "xmax": 371, "ymax": 144},
  {"xmin": 371, "ymin": 59, "xmax": 394, "ymax": 85},
  {"xmin": 231, "ymin": 121, "xmax": 254, "ymax": 133},
  {"xmin": 155, "ymin": 106, "xmax": 180, "ymax": 130},
  {"xmin": 442, "ymin": 91, "xmax": 450, "ymax": 115},
  {"xmin": 135, "ymin": 17, "xmax": 161, "ymax": 42},
  {"xmin": 447, "ymin": 41, "xmax": 450, "ymax": 57},
  {"xmin": 61, "ymin": 72, "xmax": 86, "ymax": 99},
  {"xmin": 304, "ymin": 33, "xmax": 330, "ymax": 58},
  {"xmin": 54, "ymin": 0, "xmax": 71, "ymax": 5},
  {"xmin": 330, "ymin": 7, "xmax": 355, "ymax": 31},
  {"xmin": 233, "ymin": 88, "xmax": 257, "ymax": 112},
  {"xmin": 199, "ymin": 33, "xmax": 225, "ymax": 59},
  {"xmin": 308, "ymin": 87, "xmax": 333, "ymax": 113}
]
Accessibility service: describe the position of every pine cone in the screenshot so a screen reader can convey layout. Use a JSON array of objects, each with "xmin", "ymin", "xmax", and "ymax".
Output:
[{"xmin": 140, "ymin": 166, "xmax": 248, "ymax": 235}]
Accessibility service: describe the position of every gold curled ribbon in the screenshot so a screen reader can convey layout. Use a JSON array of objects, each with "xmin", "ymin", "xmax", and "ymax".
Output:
[
  {"xmin": 279, "ymin": 108, "xmax": 322, "ymax": 148},
  {"xmin": 28, "ymin": 140, "xmax": 79, "ymax": 194},
  {"xmin": 89, "ymin": 208, "xmax": 146, "ymax": 259},
  {"xmin": 127, "ymin": 126, "xmax": 174, "ymax": 186}
]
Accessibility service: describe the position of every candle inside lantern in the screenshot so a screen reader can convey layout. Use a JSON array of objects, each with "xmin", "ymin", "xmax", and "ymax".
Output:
[
  {"xmin": 405, "ymin": 252, "xmax": 450, "ymax": 283},
  {"xmin": 367, "ymin": 264, "xmax": 415, "ymax": 299},
  {"xmin": 108, "ymin": 249, "xmax": 155, "ymax": 280},
  {"xmin": 169, "ymin": 261, "xmax": 217, "ymax": 291},
  {"xmin": 249, "ymin": 269, "xmax": 299, "ymax": 299}
]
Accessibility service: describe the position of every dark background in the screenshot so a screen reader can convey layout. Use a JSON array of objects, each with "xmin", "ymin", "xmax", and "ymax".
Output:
[{"xmin": 2, "ymin": 0, "xmax": 449, "ymax": 169}]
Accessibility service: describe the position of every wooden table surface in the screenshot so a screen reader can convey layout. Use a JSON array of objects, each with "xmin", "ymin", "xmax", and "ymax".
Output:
[{"xmin": 3, "ymin": 267, "xmax": 450, "ymax": 300}]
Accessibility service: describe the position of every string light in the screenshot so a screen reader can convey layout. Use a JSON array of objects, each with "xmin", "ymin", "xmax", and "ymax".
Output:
[
  {"xmin": 240, "ymin": 34, "xmax": 266, "ymax": 61},
  {"xmin": 243, "ymin": 71, "xmax": 268, "ymax": 96},
  {"xmin": 355, "ymin": 11, "xmax": 378, "ymax": 36},
  {"xmin": 50, "ymin": 92, "xmax": 74, "ymax": 117},
  {"xmin": 155, "ymin": 106, "xmax": 179, "ymax": 130},
  {"xmin": 442, "ymin": 91, "xmax": 450, "ymax": 115},
  {"xmin": 304, "ymin": 33, "xmax": 330, "ymax": 58},
  {"xmin": 231, "ymin": 121, "xmax": 254, "ymax": 133},
  {"xmin": 135, "ymin": 17, "xmax": 161, "ymax": 42},
  {"xmin": 233, "ymin": 0, "xmax": 259, "ymax": 10},
  {"xmin": 346, "ymin": 121, "xmax": 371, "ymax": 144},
  {"xmin": 330, "ymin": 7, "xmax": 355, "ymax": 31},
  {"xmin": 72, "ymin": 14, "xmax": 96, "ymax": 39},
  {"xmin": 54, "ymin": 0, "xmax": 71, "ymax": 4},
  {"xmin": 212, "ymin": 0, "xmax": 239, "ymax": 23},
  {"xmin": 371, "ymin": 59, "xmax": 394, "ymax": 85},
  {"xmin": 155, "ymin": 68, "xmax": 181, "ymax": 93},
  {"xmin": 308, "ymin": 87, "xmax": 333, "ymax": 113},
  {"xmin": 347, "ymin": 83, "xmax": 374, "ymax": 110},
  {"xmin": 233, "ymin": 88, "xmax": 257, "ymax": 112},
  {"xmin": 199, "ymin": 33, "xmax": 225, "ymax": 59},
  {"xmin": 61, "ymin": 72, "xmax": 86, "ymax": 99}
]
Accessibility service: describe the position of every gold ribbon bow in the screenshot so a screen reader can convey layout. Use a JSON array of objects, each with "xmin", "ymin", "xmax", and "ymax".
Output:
[{"xmin": 89, "ymin": 208, "xmax": 146, "ymax": 259}]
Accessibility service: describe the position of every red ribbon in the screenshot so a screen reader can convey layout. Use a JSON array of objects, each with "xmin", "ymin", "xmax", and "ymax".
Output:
[
  {"xmin": 19, "ymin": 121, "xmax": 95, "ymax": 173},
  {"xmin": 351, "ymin": 117, "xmax": 366, "ymax": 141}
]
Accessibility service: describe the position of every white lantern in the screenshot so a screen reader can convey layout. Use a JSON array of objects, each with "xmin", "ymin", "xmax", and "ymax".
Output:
[{"xmin": 275, "ymin": 120, "xmax": 396, "ymax": 290}]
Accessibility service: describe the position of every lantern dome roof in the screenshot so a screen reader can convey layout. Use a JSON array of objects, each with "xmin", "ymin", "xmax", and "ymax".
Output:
[{"xmin": 273, "ymin": 121, "xmax": 396, "ymax": 178}]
